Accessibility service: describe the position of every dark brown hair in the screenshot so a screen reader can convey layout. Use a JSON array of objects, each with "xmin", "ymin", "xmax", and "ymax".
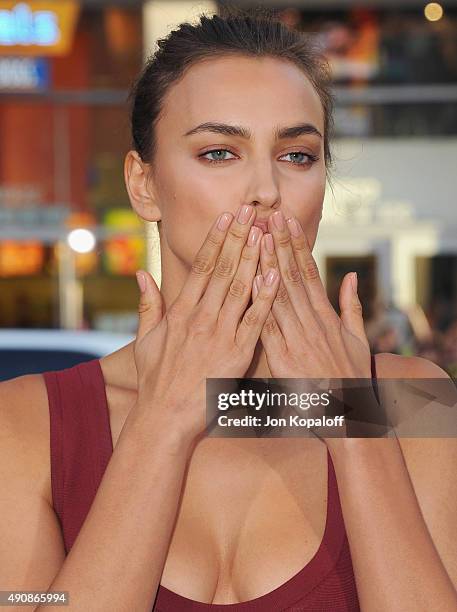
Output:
[{"xmin": 129, "ymin": 6, "xmax": 334, "ymax": 173}]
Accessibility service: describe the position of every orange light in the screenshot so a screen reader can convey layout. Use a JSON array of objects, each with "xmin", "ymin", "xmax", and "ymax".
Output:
[
  {"xmin": 424, "ymin": 2, "xmax": 444, "ymax": 21},
  {"xmin": 0, "ymin": 240, "xmax": 44, "ymax": 276}
]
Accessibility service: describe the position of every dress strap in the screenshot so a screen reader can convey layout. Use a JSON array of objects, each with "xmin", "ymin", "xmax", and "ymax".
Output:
[{"xmin": 43, "ymin": 359, "xmax": 112, "ymax": 552}]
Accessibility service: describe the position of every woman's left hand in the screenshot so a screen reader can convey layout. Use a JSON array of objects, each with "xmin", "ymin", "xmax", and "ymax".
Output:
[{"xmin": 253, "ymin": 210, "xmax": 372, "ymax": 380}]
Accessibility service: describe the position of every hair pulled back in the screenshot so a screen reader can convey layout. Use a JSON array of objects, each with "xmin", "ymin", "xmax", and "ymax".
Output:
[{"xmin": 129, "ymin": 6, "xmax": 334, "ymax": 171}]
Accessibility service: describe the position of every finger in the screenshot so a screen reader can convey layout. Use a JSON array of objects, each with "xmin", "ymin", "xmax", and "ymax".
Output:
[
  {"xmin": 259, "ymin": 232, "xmax": 303, "ymax": 341},
  {"xmin": 252, "ymin": 273, "xmax": 262, "ymax": 301},
  {"xmin": 268, "ymin": 211, "xmax": 322, "ymax": 334},
  {"xmin": 254, "ymin": 275, "xmax": 287, "ymax": 358},
  {"xmin": 199, "ymin": 205, "xmax": 257, "ymax": 318},
  {"xmin": 339, "ymin": 272, "xmax": 370, "ymax": 350},
  {"xmin": 235, "ymin": 267, "xmax": 281, "ymax": 351},
  {"xmin": 218, "ymin": 225, "xmax": 262, "ymax": 333},
  {"xmin": 136, "ymin": 270, "xmax": 164, "ymax": 341},
  {"xmin": 285, "ymin": 216, "xmax": 340, "ymax": 330},
  {"xmin": 177, "ymin": 211, "xmax": 234, "ymax": 311}
]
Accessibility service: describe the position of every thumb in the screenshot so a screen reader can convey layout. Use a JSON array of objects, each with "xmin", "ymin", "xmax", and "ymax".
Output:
[
  {"xmin": 135, "ymin": 270, "xmax": 164, "ymax": 340},
  {"xmin": 339, "ymin": 272, "xmax": 370, "ymax": 350}
]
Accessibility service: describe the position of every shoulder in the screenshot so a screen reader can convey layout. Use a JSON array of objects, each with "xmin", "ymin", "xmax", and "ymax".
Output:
[
  {"xmin": 373, "ymin": 351, "xmax": 451, "ymax": 379},
  {"xmin": 0, "ymin": 373, "xmax": 52, "ymax": 505},
  {"xmin": 373, "ymin": 352, "xmax": 455, "ymax": 447}
]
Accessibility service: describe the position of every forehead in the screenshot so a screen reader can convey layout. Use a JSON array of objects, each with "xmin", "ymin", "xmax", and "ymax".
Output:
[{"xmin": 157, "ymin": 55, "xmax": 325, "ymax": 137}]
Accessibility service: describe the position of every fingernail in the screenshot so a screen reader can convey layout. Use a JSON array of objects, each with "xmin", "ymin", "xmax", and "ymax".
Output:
[
  {"xmin": 252, "ymin": 278, "xmax": 258, "ymax": 300},
  {"xmin": 264, "ymin": 233, "xmax": 274, "ymax": 255},
  {"xmin": 237, "ymin": 205, "xmax": 253, "ymax": 224},
  {"xmin": 217, "ymin": 212, "xmax": 232, "ymax": 231},
  {"xmin": 265, "ymin": 268, "xmax": 278, "ymax": 286},
  {"xmin": 272, "ymin": 211, "xmax": 285, "ymax": 231},
  {"xmin": 136, "ymin": 271, "xmax": 146, "ymax": 294},
  {"xmin": 287, "ymin": 216, "xmax": 302, "ymax": 237},
  {"xmin": 248, "ymin": 226, "xmax": 261, "ymax": 246},
  {"xmin": 351, "ymin": 272, "xmax": 358, "ymax": 292}
]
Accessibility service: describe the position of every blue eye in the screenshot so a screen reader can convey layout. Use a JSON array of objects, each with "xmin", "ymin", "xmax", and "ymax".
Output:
[
  {"xmin": 200, "ymin": 149, "xmax": 236, "ymax": 163},
  {"xmin": 280, "ymin": 152, "xmax": 319, "ymax": 165},
  {"xmin": 199, "ymin": 148, "xmax": 319, "ymax": 166}
]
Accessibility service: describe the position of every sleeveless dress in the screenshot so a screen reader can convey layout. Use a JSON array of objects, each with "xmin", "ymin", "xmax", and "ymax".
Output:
[{"xmin": 43, "ymin": 355, "xmax": 380, "ymax": 611}]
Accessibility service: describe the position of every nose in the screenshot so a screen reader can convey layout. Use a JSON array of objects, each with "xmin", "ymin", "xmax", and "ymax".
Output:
[{"xmin": 244, "ymin": 158, "xmax": 281, "ymax": 212}]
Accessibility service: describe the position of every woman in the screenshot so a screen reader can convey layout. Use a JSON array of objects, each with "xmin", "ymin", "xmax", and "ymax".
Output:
[{"xmin": 1, "ymin": 9, "xmax": 457, "ymax": 611}]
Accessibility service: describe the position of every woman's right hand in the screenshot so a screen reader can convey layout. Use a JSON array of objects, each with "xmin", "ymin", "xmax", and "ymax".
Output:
[{"xmin": 132, "ymin": 205, "xmax": 280, "ymax": 446}]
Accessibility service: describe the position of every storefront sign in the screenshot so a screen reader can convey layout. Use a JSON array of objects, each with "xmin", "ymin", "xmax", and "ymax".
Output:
[
  {"xmin": 0, "ymin": 1, "xmax": 80, "ymax": 56},
  {"xmin": 0, "ymin": 56, "xmax": 49, "ymax": 89}
]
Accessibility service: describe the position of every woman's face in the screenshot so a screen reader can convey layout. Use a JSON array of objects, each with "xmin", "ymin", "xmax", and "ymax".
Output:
[{"xmin": 148, "ymin": 55, "xmax": 327, "ymax": 266}]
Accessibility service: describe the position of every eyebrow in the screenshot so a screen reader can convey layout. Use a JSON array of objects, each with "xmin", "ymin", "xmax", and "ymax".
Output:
[{"xmin": 183, "ymin": 121, "xmax": 322, "ymax": 140}]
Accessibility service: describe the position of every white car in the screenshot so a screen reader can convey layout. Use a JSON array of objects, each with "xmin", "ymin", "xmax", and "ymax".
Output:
[{"xmin": 0, "ymin": 329, "xmax": 134, "ymax": 382}]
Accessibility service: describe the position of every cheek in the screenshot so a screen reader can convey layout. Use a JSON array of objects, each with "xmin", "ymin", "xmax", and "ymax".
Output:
[
  {"xmin": 287, "ymin": 174, "xmax": 325, "ymax": 236},
  {"xmin": 157, "ymin": 174, "xmax": 228, "ymax": 265}
]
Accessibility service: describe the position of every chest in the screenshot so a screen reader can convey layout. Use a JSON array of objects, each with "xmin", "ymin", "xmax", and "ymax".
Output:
[
  {"xmin": 107, "ymin": 387, "xmax": 330, "ymax": 605},
  {"xmin": 160, "ymin": 439, "xmax": 328, "ymax": 604}
]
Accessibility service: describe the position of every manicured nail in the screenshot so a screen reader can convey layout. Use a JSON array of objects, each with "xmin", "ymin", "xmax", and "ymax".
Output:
[
  {"xmin": 248, "ymin": 226, "xmax": 261, "ymax": 246},
  {"xmin": 217, "ymin": 212, "xmax": 232, "ymax": 231},
  {"xmin": 287, "ymin": 216, "xmax": 302, "ymax": 237},
  {"xmin": 136, "ymin": 271, "xmax": 146, "ymax": 294},
  {"xmin": 272, "ymin": 211, "xmax": 285, "ymax": 231},
  {"xmin": 351, "ymin": 272, "xmax": 358, "ymax": 292},
  {"xmin": 265, "ymin": 268, "xmax": 278, "ymax": 286},
  {"xmin": 264, "ymin": 233, "xmax": 274, "ymax": 255},
  {"xmin": 255, "ymin": 274, "xmax": 263, "ymax": 292},
  {"xmin": 237, "ymin": 204, "xmax": 253, "ymax": 224}
]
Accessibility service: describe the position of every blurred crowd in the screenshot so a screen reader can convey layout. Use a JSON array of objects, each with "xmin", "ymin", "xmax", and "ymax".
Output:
[{"xmin": 366, "ymin": 298, "xmax": 457, "ymax": 378}]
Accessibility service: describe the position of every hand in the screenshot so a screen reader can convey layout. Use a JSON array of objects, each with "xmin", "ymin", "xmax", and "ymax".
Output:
[
  {"xmin": 252, "ymin": 211, "xmax": 382, "ymax": 443},
  {"xmin": 253, "ymin": 210, "xmax": 372, "ymax": 380},
  {"xmin": 131, "ymin": 206, "xmax": 280, "ymax": 446}
]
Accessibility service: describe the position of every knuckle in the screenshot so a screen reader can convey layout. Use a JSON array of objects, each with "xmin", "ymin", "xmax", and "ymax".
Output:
[
  {"xmin": 137, "ymin": 299, "xmax": 150, "ymax": 315},
  {"xmin": 352, "ymin": 298, "xmax": 363, "ymax": 315},
  {"xmin": 243, "ymin": 308, "xmax": 259, "ymax": 327},
  {"xmin": 229, "ymin": 278, "xmax": 247, "ymax": 299},
  {"xmin": 277, "ymin": 235, "xmax": 292, "ymax": 249},
  {"xmin": 263, "ymin": 316, "xmax": 278, "ymax": 336},
  {"xmin": 214, "ymin": 254, "xmax": 235, "ymax": 279},
  {"xmin": 302, "ymin": 257, "xmax": 320, "ymax": 282},
  {"xmin": 292, "ymin": 236, "xmax": 308, "ymax": 252},
  {"xmin": 190, "ymin": 315, "xmax": 213, "ymax": 336},
  {"xmin": 265, "ymin": 258, "xmax": 279, "ymax": 271},
  {"xmin": 227, "ymin": 227, "xmax": 245, "ymax": 243},
  {"xmin": 207, "ymin": 231, "xmax": 224, "ymax": 248},
  {"xmin": 274, "ymin": 285, "xmax": 290, "ymax": 305},
  {"xmin": 192, "ymin": 254, "xmax": 214, "ymax": 277},
  {"xmin": 240, "ymin": 247, "xmax": 255, "ymax": 263},
  {"xmin": 284, "ymin": 261, "xmax": 302, "ymax": 285},
  {"xmin": 257, "ymin": 289, "xmax": 271, "ymax": 302}
]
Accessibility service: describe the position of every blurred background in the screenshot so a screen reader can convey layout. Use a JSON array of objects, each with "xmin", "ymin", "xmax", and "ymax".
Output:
[{"xmin": 1, "ymin": 0, "xmax": 457, "ymax": 378}]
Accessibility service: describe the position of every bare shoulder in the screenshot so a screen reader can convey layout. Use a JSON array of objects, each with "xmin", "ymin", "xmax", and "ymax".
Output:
[
  {"xmin": 373, "ymin": 351, "xmax": 451, "ymax": 379},
  {"xmin": 0, "ymin": 373, "xmax": 52, "ymax": 505}
]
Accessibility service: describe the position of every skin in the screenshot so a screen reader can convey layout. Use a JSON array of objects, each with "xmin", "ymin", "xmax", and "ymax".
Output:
[
  {"xmin": 123, "ymin": 55, "xmax": 457, "ymax": 607},
  {"xmin": 125, "ymin": 54, "xmax": 326, "ymax": 359},
  {"xmin": 1, "ymin": 54, "xmax": 456, "ymax": 609}
]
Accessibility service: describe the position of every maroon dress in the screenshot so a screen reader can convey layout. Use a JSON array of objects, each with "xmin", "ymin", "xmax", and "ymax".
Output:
[{"xmin": 43, "ymin": 356, "xmax": 379, "ymax": 611}]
